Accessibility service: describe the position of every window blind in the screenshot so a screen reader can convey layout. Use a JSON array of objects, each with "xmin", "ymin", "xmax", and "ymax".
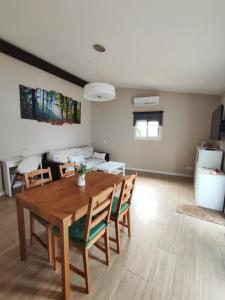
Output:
[{"xmin": 133, "ymin": 111, "xmax": 163, "ymax": 126}]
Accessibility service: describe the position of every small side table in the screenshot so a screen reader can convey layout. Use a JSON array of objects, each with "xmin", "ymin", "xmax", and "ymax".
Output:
[
  {"xmin": 93, "ymin": 161, "xmax": 125, "ymax": 176},
  {"xmin": 1, "ymin": 156, "xmax": 23, "ymax": 196}
]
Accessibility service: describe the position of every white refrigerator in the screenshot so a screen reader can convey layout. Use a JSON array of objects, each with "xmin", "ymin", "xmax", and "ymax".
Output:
[{"xmin": 195, "ymin": 147, "xmax": 225, "ymax": 211}]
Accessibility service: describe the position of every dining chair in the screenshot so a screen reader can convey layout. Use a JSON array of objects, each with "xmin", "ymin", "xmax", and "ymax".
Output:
[
  {"xmin": 11, "ymin": 155, "xmax": 41, "ymax": 193},
  {"xmin": 110, "ymin": 173, "xmax": 137, "ymax": 253},
  {"xmin": 52, "ymin": 184, "xmax": 116, "ymax": 294},
  {"xmin": 59, "ymin": 162, "xmax": 76, "ymax": 179},
  {"xmin": 24, "ymin": 167, "xmax": 53, "ymax": 263}
]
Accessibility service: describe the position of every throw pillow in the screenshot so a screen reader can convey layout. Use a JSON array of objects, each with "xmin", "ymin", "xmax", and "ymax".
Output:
[{"xmin": 93, "ymin": 151, "xmax": 106, "ymax": 160}]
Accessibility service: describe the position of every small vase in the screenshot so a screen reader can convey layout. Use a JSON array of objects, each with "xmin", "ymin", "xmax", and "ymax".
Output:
[{"xmin": 77, "ymin": 174, "xmax": 86, "ymax": 187}]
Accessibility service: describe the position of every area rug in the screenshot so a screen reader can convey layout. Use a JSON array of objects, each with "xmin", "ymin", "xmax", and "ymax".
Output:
[{"xmin": 176, "ymin": 204, "xmax": 225, "ymax": 226}]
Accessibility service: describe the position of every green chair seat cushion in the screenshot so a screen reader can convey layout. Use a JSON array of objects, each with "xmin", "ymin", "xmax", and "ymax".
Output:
[
  {"xmin": 111, "ymin": 196, "xmax": 129, "ymax": 216},
  {"xmin": 52, "ymin": 216, "xmax": 107, "ymax": 246}
]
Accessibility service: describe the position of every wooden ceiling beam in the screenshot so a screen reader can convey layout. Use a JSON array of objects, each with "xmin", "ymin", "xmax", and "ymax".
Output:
[{"xmin": 0, "ymin": 39, "xmax": 88, "ymax": 88}]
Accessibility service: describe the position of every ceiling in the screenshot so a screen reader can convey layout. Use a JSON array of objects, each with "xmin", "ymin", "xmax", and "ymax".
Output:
[{"xmin": 1, "ymin": 0, "xmax": 225, "ymax": 95}]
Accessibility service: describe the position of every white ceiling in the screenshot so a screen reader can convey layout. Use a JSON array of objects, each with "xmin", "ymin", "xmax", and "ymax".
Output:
[{"xmin": 1, "ymin": 0, "xmax": 225, "ymax": 95}]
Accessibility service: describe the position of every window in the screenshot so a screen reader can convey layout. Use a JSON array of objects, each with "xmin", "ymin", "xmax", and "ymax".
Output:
[
  {"xmin": 134, "ymin": 120, "xmax": 161, "ymax": 140},
  {"xmin": 133, "ymin": 111, "xmax": 163, "ymax": 140}
]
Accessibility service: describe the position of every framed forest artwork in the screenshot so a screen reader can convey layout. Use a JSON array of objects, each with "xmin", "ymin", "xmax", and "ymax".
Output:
[{"xmin": 19, "ymin": 85, "xmax": 81, "ymax": 125}]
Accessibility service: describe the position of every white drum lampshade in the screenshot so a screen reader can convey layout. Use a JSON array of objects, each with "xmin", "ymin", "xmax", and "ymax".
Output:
[{"xmin": 83, "ymin": 82, "xmax": 116, "ymax": 101}]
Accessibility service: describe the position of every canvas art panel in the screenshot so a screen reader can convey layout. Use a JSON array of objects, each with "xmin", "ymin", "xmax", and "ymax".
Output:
[
  {"xmin": 66, "ymin": 97, "xmax": 74, "ymax": 123},
  {"xmin": 74, "ymin": 100, "xmax": 81, "ymax": 124},
  {"xmin": 50, "ymin": 91, "xmax": 63, "ymax": 124},
  {"xmin": 35, "ymin": 88, "xmax": 49, "ymax": 122},
  {"xmin": 19, "ymin": 85, "xmax": 36, "ymax": 120}
]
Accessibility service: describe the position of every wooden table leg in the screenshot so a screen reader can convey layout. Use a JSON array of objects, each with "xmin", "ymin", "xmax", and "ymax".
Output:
[
  {"xmin": 16, "ymin": 198, "xmax": 27, "ymax": 260},
  {"xmin": 60, "ymin": 221, "xmax": 71, "ymax": 300}
]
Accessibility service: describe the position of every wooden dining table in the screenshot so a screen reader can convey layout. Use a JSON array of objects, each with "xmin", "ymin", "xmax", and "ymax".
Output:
[{"xmin": 16, "ymin": 171, "xmax": 123, "ymax": 300}]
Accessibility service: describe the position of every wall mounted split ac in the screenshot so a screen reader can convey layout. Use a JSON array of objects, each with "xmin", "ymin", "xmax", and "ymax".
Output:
[{"xmin": 133, "ymin": 96, "xmax": 159, "ymax": 107}]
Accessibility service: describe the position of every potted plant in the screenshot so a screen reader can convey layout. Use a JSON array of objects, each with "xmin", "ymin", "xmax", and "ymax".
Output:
[{"xmin": 77, "ymin": 163, "xmax": 88, "ymax": 187}]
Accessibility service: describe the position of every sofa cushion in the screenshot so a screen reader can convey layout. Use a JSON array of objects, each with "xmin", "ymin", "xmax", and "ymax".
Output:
[
  {"xmin": 85, "ymin": 158, "xmax": 105, "ymax": 169},
  {"xmin": 69, "ymin": 146, "xmax": 94, "ymax": 159},
  {"xmin": 46, "ymin": 150, "xmax": 68, "ymax": 163},
  {"xmin": 69, "ymin": 154, "xmax": 85, "ymax": 166}
]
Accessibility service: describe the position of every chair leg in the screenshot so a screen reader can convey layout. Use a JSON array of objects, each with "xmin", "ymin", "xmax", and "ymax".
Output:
[
  {"xmin": 104, "ymin": 228, "xmax": 110, "ymax": 265},
  {"xmin": 30, "ymin": 214, "xmax": 35, "ymax": 245},
  {"xmin": 115, "ymin": 220, "xmax": 120, "ymax": 254},
  {"xmin": 127, "ymin": 209, "xmax": 131, "ymax": 237},
  {"xmin": 11, "ymin": 173, "xmax": 19, "ymax": 194},
  {"xmin": 82, "ymin": 248, "xmax": 90, "ymax": 294},
  {"xmin": 21, "ymin": 175, "xmax": 25, "ymax": 192},
  {"xmin": 52, "ymin": 235, "xmax": 58, "ymax": 271},
  {"xmin": 47, "ymin": 225, "xmax": 53, "ymax": 263},
  {"xmin": 123, "ymin": 214, "xmax": 127, "ymax": 224}
]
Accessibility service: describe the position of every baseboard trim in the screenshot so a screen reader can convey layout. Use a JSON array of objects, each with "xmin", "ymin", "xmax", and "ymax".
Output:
[
  {"xmin": 126, "ymin": 167, "xmax": 193, "ymax": 178},
  {"xmin": 0, "ymin": 191, "xmax": 5, "ymax": 197}
]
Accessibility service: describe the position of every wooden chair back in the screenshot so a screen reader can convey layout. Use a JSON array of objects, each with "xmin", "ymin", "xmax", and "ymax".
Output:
[
  {"xmin": 84, "ymin": 185, "xmax": 116, "ymax": 242},
  {"xmin": 59, "ymin": 162, "xmax": 76, "ymax": 179},
  {"xmin": 116, "ymin": 173, "xmax": 137, "ymax": 215},
  {"xmin": 24, "ymin": 167, "xmax": 52, "ymax": 190}
]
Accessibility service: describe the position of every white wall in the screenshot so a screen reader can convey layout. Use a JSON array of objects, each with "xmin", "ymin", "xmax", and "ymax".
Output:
[
  {"xmin": 0, "ymin": 52, "xmax": 222, "ymax": 194},
  {"xmin": 92, "ymin": 88, "xmax": 220, "ymax": 176},
  {"xmin": 0, "ymin": 53, "xmax": 92, "ymax": 193},
  {"xmin": 220, "ymin": 93, "xmax": 225, "ymax": 170}
]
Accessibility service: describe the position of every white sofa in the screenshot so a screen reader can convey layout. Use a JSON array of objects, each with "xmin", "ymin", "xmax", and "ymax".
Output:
[{"xmin": 46, "ymin": 145, "xmax": 107, "ymax": 170}]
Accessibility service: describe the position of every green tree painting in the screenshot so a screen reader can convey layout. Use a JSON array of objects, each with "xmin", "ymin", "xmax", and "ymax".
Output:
[
  {"xmin": 66, "ymin": 97, "xmax": 74, "ymax": 123},
  {"xmin": 19, "ymin": 85, "xmax": 81, "ymax": 125},
  {"xmin": 35, "ymin": 88, "xmax": 48, "ymax": 121},
  {"xmin": 61, "ymin": 95, "xmax": 67, "ymax": 122},
  {"xmin": 74, "ymin": 100, "xmax": 81, "ymax": 124},
  {"xmin": 20, "ymin": 85, "xmax": 35, "ymax": 119},
  {"xmin": 46, "ymin": 91, "xmax": 53, "ymax": 122},
  {"xmin": 50, "ymin": 91, "xmax": 63, "ymax": 124}
]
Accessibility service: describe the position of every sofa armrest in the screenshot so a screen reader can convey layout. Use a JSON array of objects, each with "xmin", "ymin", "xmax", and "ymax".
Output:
[
  {"xmin": 105, "ymin": 153, "xmax": 109, "ymax": 161},
  {"xmin": 42, "ymin": 156, "xmax": 61, "ymax": 181},
  {"xmin": 94, "ymin": 150, "xmax": 109, "ymax": 161}
]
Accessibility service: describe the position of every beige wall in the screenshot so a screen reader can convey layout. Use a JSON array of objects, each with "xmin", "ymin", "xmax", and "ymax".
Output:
[
  {"xmin": 0, "ymin": 168, "xmax": 3, "ymax": 195},
  {"xmin": 92, "ymin": 88, "xmax": 220, "ymax": 176},
  {"xmin": 0, "ymin": 53, "xmax": 91, "ymax": 194},
  {"xmin": 0, "ymin": 52, "xmax": 222, "ymax": 194},
  {"xmin": 221, "ymin": 93, "xmax": 225, "ymax": 105}
]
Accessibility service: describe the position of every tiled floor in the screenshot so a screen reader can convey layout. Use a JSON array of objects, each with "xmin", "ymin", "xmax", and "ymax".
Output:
[{"xmin": 0, "ymin": 174, "xmax": 225, "ymax": 299}]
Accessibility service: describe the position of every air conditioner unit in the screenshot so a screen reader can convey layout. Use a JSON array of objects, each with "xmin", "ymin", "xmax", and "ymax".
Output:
[{"xmin": 133, "ymin": 96, "xmax": 159, "ymax": 107}]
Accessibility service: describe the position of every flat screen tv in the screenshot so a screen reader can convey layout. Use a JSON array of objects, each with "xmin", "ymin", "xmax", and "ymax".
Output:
[{"xmin": 210, "ymin": 104, "xmax": 224, "ymax": 140}]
